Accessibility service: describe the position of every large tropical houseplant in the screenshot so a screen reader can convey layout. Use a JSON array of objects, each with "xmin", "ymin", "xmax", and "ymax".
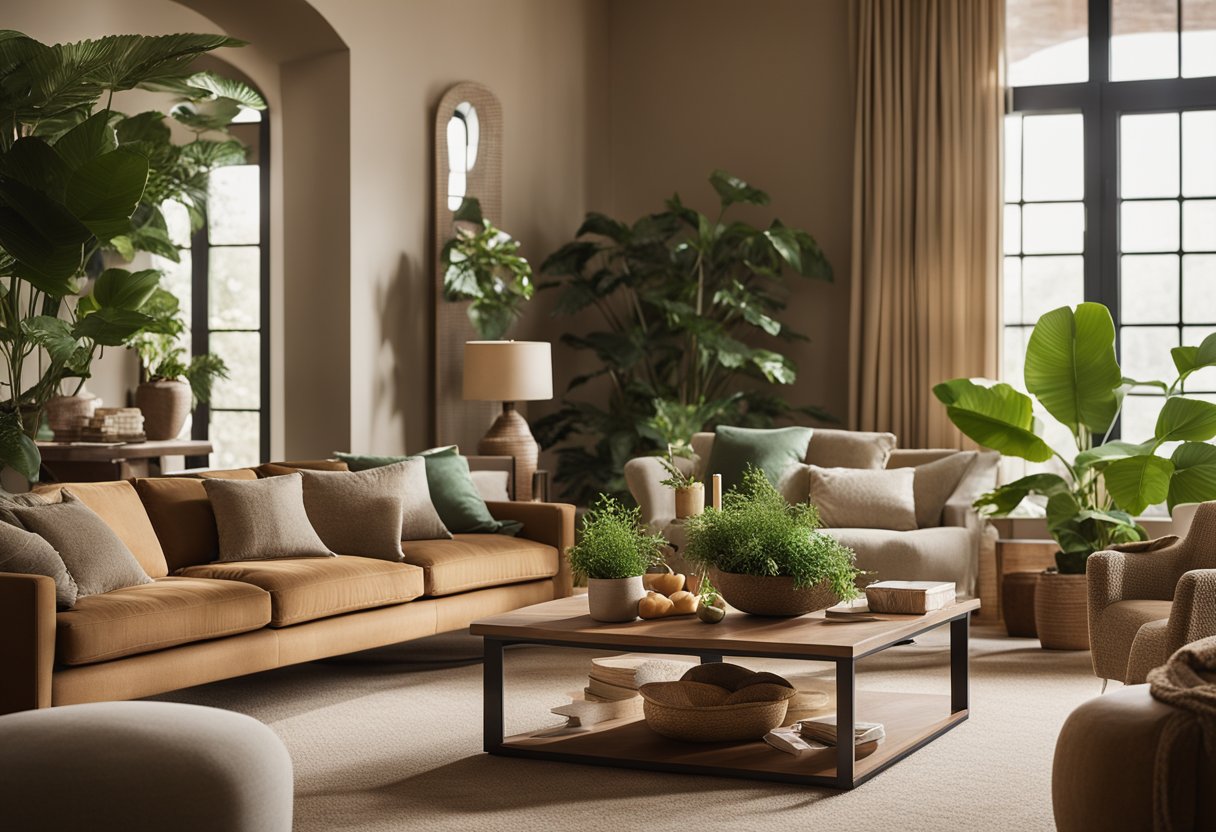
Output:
[
  {"xmin": 936, "ymin": 302, "xmax": 1216, "ymax": 573},
  {"xmin": 0, "ymin": 30, "xmax": 261, "ymax": 480},
  {"xmin": 536, "ymin": 170, "xmax": 835, "ymax": 503}
]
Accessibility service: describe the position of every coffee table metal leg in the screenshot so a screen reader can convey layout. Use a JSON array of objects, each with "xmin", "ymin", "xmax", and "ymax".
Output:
[
  {"xmin": 484, "ymin": 637, "xmax": 505, "ymax": 753},
  {"xmin": 950, "ymin": 613, "xmax": 970, "ymax": 713},
  {"xmin": 835, "ymin": 658, "xmax": 855, "ymax": 788}
]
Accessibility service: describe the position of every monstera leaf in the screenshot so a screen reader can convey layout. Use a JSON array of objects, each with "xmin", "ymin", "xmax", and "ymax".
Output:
[{"xmin": 932, "ymin": 378, "xmax": 1054, "ymax": 462}]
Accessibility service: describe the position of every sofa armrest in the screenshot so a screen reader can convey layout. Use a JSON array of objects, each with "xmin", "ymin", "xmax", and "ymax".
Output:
[
  {"xmin": 0, "ymin": 573, "xmax": 56, "ymax": 715},
  {"xmin": 624, "ymin": 456, "xmax": 679, "ymax": 532},
  {"xmin": 1166, "ymin": 569, "xmax": 1216, "ymax": 654},
  {"xmin": 486, "ymin": 501, "xmax": 576, "ymax": 598}
]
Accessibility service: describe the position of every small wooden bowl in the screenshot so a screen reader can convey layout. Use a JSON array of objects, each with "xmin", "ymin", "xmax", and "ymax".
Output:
[{"xmin": 637, "ymin": 664, "xmax": 797, "ymax": 743}]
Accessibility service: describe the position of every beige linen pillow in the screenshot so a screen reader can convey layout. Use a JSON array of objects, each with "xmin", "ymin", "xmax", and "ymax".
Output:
[
  {"xmin": 912, "ymin": 451, "xmax": 977, "ymax": 528},
  {"xmin": 808, "ymin": 466, "xmax": 917, "ymax": 531},
  {"xmin": 806, "ymin": 429, "xmax": 897, "ymax": 469},
  {"xmin": 0, "ymin": 515, "xmax": 79, "ymax": 608},
  {"xmin": 203, "ymin": 473, "xmax": 335, "ymax": 562},
  {"xmin": 10, "ymin": 492, "xmax": 152, "ymax": 597},
  {"xmin": 297, "ymin": 463, "xmax": 409, "ymax": 560}
]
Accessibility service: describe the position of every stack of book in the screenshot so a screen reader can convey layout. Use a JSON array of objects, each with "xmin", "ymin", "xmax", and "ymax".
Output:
[
  {"xmin": 79, "ymin": 408, "xmax": 146, "ymax": 443},
  {"xmin": 765, "ymin": 716, "xmax": 886, "ymax": 756},
  {"xmin": 547, "ymin": 655, "xmax": 693, "ymax": 731}
]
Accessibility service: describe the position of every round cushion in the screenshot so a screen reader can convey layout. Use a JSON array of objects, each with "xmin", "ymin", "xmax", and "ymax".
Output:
[{"xmin": 0, "ymin": 701, "xmax": 292, "ymax": 832}]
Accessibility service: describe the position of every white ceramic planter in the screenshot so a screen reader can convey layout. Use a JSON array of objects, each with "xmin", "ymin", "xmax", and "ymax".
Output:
[{"xmin": 587, "ymin": 575, "xmax": 647, "ymax": 622}]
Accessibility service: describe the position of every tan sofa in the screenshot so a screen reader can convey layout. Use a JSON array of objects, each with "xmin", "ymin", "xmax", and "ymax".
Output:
[
  {"xmin": 1088, "ymin": 501, "xmax": 1216, "ymax": 684},
  {"xmin": 0, "ymin": 464, "xmax": 574, "ymax": 716},
  {"xmin": 625, "ymin": 430, "xmax": 998, "ymax": 598}
]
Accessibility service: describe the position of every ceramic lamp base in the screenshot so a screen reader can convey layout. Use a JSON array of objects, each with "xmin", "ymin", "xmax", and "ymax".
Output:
[{"xmin": 477, "ymin": 402, "xmax": 538, "ymax": 501}]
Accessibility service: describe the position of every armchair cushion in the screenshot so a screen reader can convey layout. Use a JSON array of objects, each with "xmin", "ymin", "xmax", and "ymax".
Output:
[{"xmin": 1093, "ymin": 599, "xmax": 1173, "ymax": 682}]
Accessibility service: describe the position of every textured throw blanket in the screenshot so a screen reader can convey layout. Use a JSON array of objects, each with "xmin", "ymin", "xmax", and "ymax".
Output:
[{"xmin": 1147, "ymin": 635, "xmax": 1216, "ymax": 832}]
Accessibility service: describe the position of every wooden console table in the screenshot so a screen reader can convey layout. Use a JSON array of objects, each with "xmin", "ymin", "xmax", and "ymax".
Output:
[{"xmin": 37, "ymin": 440, "xmax": 213, "ymax": 482}]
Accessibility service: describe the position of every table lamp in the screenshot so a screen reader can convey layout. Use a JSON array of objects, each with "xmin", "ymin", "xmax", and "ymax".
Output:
[{"xmin": 463, "ymin": 340, "xmax": 553, "ymax": 501}]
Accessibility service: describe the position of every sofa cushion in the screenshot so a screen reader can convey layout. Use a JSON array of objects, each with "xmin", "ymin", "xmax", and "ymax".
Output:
[
  {"xmin": 258, "ymin": 460, "xmax": 349, "ymax": 474},
  {"xmin": 807, "ymin": 428, "xmax": 897, "ymax": 469},
  {"xmin": 134, "ymin": 477, "xmax": 221, "ymax": 572},
  {"xmin": 399, "ymin": 534, "xmax": 559, "ymax": 597},
  {"xmin": 809, "ymin": 466, "xmax": 917, "ymax": 531},
  {"xmin": 30, "ymin": 480, "xmax": 169, "ymax": 578},
  {"xmin": 179, "ymin": 556, "xmax": 424, "ymax": 627},
  {"xmin": 0, "ymin": 519, "xmax": 79, "ymax": 609},
  {"xmin": 204, "ymin": 474, "xmax": 335, "ymax": 562},
  {"xmin": 906, "ymin": 451, "xmax": 978, "ymax": 528},
  {"xmin": 294, "ymin": 465, "xmax": 411, "ymax": 561},
  {"xmin": 12, "ymin": 492, "xmax": 153, "ymax": 598},
  {"xmin": 196, "ymin": 468, "xmax": 259, "ymax": 480},
  {"xmin": 55, "ymin": 576, "xmax": 271, "ymax": 666},
  {"xmin": 705, "ymin": 425, "xmax": 813, "ymax": 493},
  {"xmin": 824, "ymin": 526, "xmax": 975, "ymax": 592}
]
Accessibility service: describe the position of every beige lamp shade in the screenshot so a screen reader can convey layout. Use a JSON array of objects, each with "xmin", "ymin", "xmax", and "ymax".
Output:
[{"xmin": 462, "ymin": 341, "xmax": 553, "ymax": 402}]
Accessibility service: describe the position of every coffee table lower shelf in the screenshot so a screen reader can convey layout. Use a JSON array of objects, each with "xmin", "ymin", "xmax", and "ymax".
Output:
[{"xmin": 492, "ymin": 690, "xmax": 965, "ymax": 789}]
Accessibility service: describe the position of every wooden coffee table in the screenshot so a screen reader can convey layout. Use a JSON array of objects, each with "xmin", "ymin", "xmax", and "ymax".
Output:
[{"xmin": 471, "ymin": 594, "xmax": 979, "ymax": 789}]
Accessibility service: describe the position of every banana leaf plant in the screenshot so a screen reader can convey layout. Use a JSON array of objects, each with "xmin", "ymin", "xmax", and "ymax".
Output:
[
  {"xmin": 0, "ymin": 30, "xmax": 260, "ymax": 481},
  {"xmin": 935, "ymin": 301, "xmax": 1216, "ymax": 573},
  {"xmin": 535, "ymin": 170, "xmax": 834, "ymax": 503}
]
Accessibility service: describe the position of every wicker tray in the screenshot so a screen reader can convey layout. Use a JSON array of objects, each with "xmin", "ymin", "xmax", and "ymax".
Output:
[{"xmin": 638, "ymin": 664, "xmax": 797, "ymax": 743}]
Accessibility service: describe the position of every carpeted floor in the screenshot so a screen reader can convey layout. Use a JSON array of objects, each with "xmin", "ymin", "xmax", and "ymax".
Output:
[{"xmin": 155, "ymin": 622, "xmax": 1103, "ymax": 832}]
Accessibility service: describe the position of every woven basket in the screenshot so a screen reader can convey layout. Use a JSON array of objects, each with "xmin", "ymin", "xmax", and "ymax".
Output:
[
  {"xmin": 136, "ymin": 381, "xmax": 191, "ymax": 441},
  {"xmin": 639, "ymin": 676, "xmax": 796, "ymax": 743},
  {"xmin": 45, "ymin": 394, "xmax": 97, "ymax": 441},
  {"xmin": 710, "ymin": 569, "xmax": 838, "ymax": 617},
  {"xmin": 1034, "ymin": 573, "xmax": 1089, "ymax": 650}
]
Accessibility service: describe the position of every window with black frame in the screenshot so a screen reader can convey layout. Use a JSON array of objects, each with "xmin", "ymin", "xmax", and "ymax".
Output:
[
  {"xmin": 153, "ymin": 108, "xmax": 269, "ymax": 468},
  {"xmin": 1005, "ymin": 0, "xmax": 1216, "ymax": 448}
]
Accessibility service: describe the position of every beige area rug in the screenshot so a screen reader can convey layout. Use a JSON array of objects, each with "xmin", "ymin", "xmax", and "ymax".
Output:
[{"xmin": 155, "ymin": 622, "xmax": 1101, "ymax": 832}]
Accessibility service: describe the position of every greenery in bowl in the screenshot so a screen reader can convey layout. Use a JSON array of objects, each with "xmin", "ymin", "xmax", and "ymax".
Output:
[
  {"xmin": 567, "ymin": 495, "xmax": 667, "ymax": 580},
  {"xmin": 682, "ymin": 467, "xmax": 860, "ymax": 599}
]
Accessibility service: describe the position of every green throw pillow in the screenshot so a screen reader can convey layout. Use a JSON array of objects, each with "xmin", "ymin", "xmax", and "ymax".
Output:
[
  {"xmin": 705, "ymin": 425, "xmax": 814, "ymax": 493},
  {"xmin": 335, "ymin": 448, "xmax": 522, "ymax": 536}
]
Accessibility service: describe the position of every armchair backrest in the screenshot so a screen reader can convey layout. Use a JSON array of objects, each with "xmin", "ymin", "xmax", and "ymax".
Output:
[{"xmin": 1177, "ymin": 501, "xmax": 1216, "ymax": 574}]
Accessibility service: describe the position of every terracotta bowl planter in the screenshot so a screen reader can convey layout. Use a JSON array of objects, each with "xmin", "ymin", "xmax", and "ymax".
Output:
[
  {"xmin": 710, "ymin": 568, "xmax": 838, "ymax": 617},
  {"xmin": 136, "ymin": 380, "xmax": 191, "ymax": 440},
  {"xmin": 1034, "ymin": 572, "xmax": 1090, "ymax": 650},
  {"xmin": 587, "ymin": 575, "xmax": 647, "ymax": 623}
]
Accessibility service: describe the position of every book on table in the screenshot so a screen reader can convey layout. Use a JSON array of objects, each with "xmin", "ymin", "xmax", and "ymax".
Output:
[{"xmin": 864, "ymin": 580, "xmax": 956, "ymax": 614}]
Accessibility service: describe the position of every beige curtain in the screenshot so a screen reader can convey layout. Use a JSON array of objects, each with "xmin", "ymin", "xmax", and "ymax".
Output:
[{"xmin": 849, "ymin": 0, "xmax": 1004, "ymax": 449}]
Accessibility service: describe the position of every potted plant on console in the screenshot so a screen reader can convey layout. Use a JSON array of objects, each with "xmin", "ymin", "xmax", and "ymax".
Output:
[
  {"xmin": 658, "ymin": 445, "xmax": 704, "ymax": 520},
  {"xmin": 934, "ymin": 302, "xmax": 1216, "ymax": 649},
  {"xmin": 440, "ymin": 196, "xmax": 534, "ymax": 340},
  {"xmin": 683, "ymin": 467, "xmax": 860, "ymax": 616},
  {"xmin": 130, "ymin": 289, "xmax": 229, "ymax": 440},
  {"xmin": 568, "ymin": 495, "xmax": 667, "ymax": 622}
]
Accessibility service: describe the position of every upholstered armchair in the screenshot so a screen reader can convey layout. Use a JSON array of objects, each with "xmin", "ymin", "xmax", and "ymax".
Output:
[{"xmin": 1088, "ymin": 501, "xmax": 1216, "ymax": 684}]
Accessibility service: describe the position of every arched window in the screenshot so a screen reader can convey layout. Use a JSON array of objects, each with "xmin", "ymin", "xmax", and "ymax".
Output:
[{"xmin": 154, "ymin": 105, "xmax": 269, "ymax": 468}]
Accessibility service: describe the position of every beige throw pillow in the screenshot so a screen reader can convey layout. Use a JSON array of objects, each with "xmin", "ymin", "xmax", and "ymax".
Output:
[
  {"xmin": 0, "ymin": 515, "xmax": 80, "ymax": 608},
  {"xmin": 806, "ymin": 429, "xmax": 897, "ymax": 469},
  {"xmin": 808, "ymin": 466, "xmax": 917, "ymax": 531},
  {"xmin": 912, "ymin": 451, "xmax": 977, "ymax": 528},
  {"xmin": 10, "ymin": 492, "xmax": 151, "ymax": 597},
  {"xmin": 296, "ymin": 463, "xmax": 410, "ymax": 560},
  {"xmin": 204, "ymin": 474, "xmax": 335, "ymax": 562}
]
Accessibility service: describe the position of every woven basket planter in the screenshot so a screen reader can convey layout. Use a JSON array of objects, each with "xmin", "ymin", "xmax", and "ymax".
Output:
[
  {"xmin": 136, "ymin": 381, "xmax": 191, "ymax": 441},
  {"xmin": 1034, "ymin": 573, "xmax": 1090, "ymax": 650},
  {"xmin": 710, "ymin": 569, "xmax": 838, "ymax": 617},
  {"xmin": 45, "ymin": 394, "xmax": 97, "ymax": 441}
]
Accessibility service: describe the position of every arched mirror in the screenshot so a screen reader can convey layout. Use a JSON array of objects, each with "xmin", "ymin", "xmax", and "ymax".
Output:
[{"xmin": 433, "ymin": 83, "xmax": 502, "ymax": 449}]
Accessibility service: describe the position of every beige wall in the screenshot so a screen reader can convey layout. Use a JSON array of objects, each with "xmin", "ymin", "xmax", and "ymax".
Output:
[{"xmin": 598, "ymin": 0, "xmax": 855, "ymax": 425}]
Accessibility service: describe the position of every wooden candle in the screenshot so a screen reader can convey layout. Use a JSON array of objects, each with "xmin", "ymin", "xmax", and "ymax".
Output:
[{"xmin": 712, "ymin": 474, "xmax": 723, "ymax": 510}]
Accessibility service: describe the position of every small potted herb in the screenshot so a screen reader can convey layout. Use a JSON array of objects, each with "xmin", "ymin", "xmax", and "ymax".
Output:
[
  {"xmin": 683, "ymin": 467, "xmax": 860, "ymax": 616},
  {"xmin": 658, "ymin": 445, "xmax": 704, "ymax": 519},
  {"xmin": 695, "ymin": 574, "xmax": 727, "ymax": 624},
  {"xmin": 568, "ymin": 495, "xmax": 667, "ymax": 622}
]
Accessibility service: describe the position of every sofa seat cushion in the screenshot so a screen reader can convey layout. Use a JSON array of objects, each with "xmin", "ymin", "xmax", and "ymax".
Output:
[
  {"xmin": 179, "ymin": 556, "xmax": 424, "ymax": 627},
  {"xmin": 56, "ymin": 577, "xmax": 271, "ymax": 666},
  {"xmin": 824, "ymin": 526, "xmax": 975, "ymax": 593},
  {"xmin": 400, "ymin": 534, "xmax": 559, "ymax": 597}
]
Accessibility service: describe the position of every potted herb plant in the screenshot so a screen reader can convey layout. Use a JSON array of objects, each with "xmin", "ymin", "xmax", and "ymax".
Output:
[
  {"xmin": 130, "ymin": 289, "xmax": 229, "ymax": 440},
  {"xmin": 567, "ymin": 495, "xmax": 667, "ymax": 622},
  {"xmin": 935, "ymin": 302, "xmax": 1216, "ymax": 649},
  {"xmin": 683, "ymin": 468, "xmax": 860, "ymax": 616},
  {"xmin": 658, "ymin": 445, "xmax": 704, "ymax": 519},
  {"xmin": 441, "ymin": 197, "xmax": 534, "ymax": 341}
]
